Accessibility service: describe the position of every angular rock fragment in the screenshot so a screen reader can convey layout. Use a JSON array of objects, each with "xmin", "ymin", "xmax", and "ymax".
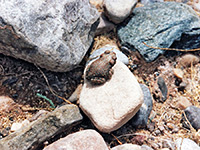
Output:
[
  {"xmin": 0, "ymin": 104, "xmax": 82, "ymax": 150},
  {"xmin": 118, "ymin": 2, "xmax": 200, "ymax": 62}
]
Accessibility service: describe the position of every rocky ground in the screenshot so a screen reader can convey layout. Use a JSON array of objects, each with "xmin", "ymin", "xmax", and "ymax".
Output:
[{"xmin": 0, "ymin": 0, "xmax": 200, "ymax": 150}]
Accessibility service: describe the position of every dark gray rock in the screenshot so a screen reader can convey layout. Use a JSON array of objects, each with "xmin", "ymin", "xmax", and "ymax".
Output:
[
  {"xmin": 0, "ymin": 104, "xmax": 82, "ymax": 150},
  {"xmin": 0, "ymin": 0, "xmax": 99, "ymax": 72},
  {"xmin": 131, "ymin": 84, "xmax": 153, "ymax": 127},
  {"xmin": 182, "ymin": 105, "xmax": 200, "ymax": 130},
  {"xmin": 157, "ymin": 76, "xmax": 168, "ymax": 102},
  {"xmin": 117, "ymin": 2, "xmax": 200, "ymax": 62}
]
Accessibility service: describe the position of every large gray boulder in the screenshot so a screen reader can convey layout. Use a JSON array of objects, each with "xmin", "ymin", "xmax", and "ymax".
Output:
[
  {"xmin": 0, "ymin": 104, "xmax": 83, "ymax": 150},
  {"xmin": 117, "ymin": 2, "xmax": 200, "ymax": 62},
  {"xmin": 0, "ymin": 0, "xmax": 99, "ymax": 72}
]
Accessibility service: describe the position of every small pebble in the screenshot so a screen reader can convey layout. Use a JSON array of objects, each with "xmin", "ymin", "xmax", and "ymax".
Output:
[
  {"xmin": 182, "ymin": 106, "xmax": 200, "ymax": 130},
  {"xmin": 162, "ymin": 139, "xmax": 176, "ymax": 150},
  {"xmin": 150, "ymin": 142, "xmax": 160, "ymax": 149},
  {"xmin": 178, "ymin": 54, "xmax": 199, "ymax": 67},
  {"xmin": 172, "ymin": 126, "xmax": 179, "ymax": 133},
  {"xmin": 147, "ymin": 122, "xmax": 155, "ymax": 132},
  {"xmin": 158, "ymin": 125, "xmax": 165, "ymax": 132},
  {"xmin": 167, "ymin": 123, "xmax": 175, "ymax": 130},
  {"xmin": 10, "ymin": 119, "xmax": 30, "ymax": 132},
  {"xmin": 175, "ymin": 96, "xmax": 192, "ymax": 110},
  {"xmin": 173, "ymin": 68, "xmax": 184, "ymax": 79},
  {"xmin": 178, "ymin": 82, "xmax": 187, "ymax": 91},
  {"xmin": 157, "ymin": 76, "xmax": 168, "ymax": 102},
  {"xmin": 1, "ymin": 128, "xmax": 9, "ymax": 137},
  {"xmin": 154, "ymin": 129, "xmax": 161, "ymax": 135}
]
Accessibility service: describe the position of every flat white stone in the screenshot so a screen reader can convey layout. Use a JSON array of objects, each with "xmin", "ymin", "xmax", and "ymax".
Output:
[{"xmin": 80, "ymin": 61, "xmax": 143, "ymax": 133}]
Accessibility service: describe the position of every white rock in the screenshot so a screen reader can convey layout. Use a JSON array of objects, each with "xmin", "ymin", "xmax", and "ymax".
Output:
[
  {"xmin": 175, "ymin": 138, "xmax": 200, "ymax": 150},
  {"xmin": 103, "ymin": 0, "xmax": 137, "ymax": 24},
  {"xmin": 43, "ymin": 129, "xmax": 109, "ymax": 150},
  {"xmin": 80, "ymin": 61, "xmax": 143, "ymax": 133},
  {"xmin": 10, "ymin": 119, "xmax": 30, "ymax": 132},
  {"xmin": 111, "ymin": 143, "xmax": 142, "ymax": 150}
]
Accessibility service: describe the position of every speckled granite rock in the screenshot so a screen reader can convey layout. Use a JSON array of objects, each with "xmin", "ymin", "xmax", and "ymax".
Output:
[{"xmin": 0, "ymin": 0, "xmax": 99, "ymax": 72}]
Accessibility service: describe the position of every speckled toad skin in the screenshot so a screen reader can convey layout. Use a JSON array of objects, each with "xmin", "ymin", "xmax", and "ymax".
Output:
[{"xmin": 85, "ymin": 50, "xmax": 117, "ymax": 85}]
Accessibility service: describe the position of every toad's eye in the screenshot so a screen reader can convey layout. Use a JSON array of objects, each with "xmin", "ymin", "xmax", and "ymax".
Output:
[{"xmin": 104, "ymin": 50, "xmax": 110, "ymax": 54}]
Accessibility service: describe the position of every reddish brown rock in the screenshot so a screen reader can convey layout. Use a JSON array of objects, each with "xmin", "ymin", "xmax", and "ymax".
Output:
[
  {"xmin": 175, "ymin": 96, "xmax": 192, "ymax": 110},
  {"xmin": 178, "ymin": 54, "xmax": 199, "ymax": 67},
  {"xmin": 0, "ymin": 96, "xmax": 16, "ymax": 112},
  {"xmin": 43, "ymin": 130, "xmax": 109, "ymax": 150}
]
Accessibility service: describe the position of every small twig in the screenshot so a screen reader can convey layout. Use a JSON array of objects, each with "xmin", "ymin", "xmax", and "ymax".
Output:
[
  {"xmin": 111, "ymin": 133, "xmax": 122, "ymax": 145},
  {"xmin": 0, "ymin": 65, "xmax": 5, "ymax": 75},
  {"xmin": 0, "ymin": 71, "xmax": 31, "ymax": 77},
  {"xmin": 142, "ymin": 42, "xmax": 200, "ymax": 52},
  {"xmin": 37, "ymin": 93, "xmax": 56, "ymax": 108},
  {"xmin": 35, "ymin": 65, "xmax": 74, "ymax": 105}
]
